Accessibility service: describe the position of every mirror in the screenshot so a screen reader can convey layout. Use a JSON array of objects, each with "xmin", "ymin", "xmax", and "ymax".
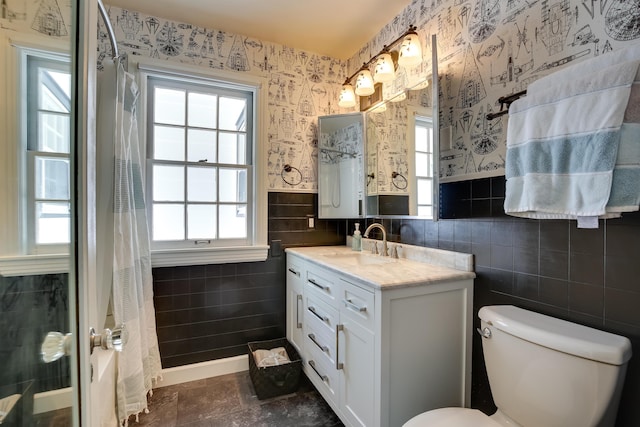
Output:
[
  {"xmin": 318, "ymin": 35, "xmax": 439, "ymax": 220},
  {"xmin": 317, "ymin": 113, "xmax": 366, "ymax": 218}
]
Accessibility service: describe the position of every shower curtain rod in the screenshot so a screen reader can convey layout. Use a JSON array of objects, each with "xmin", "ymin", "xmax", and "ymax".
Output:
[{"xmin": 97, "ymin": 0, "xmax": 128, "ymax": 69}]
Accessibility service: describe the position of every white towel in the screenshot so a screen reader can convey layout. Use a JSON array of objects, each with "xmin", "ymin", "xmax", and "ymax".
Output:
[
  {"xmin": 254, "ymin": 347, "xmax": 291, "ymax": 368},
  {"xmin": 504, "ymin": 57, "xmax": 640, "ymax": 226}
]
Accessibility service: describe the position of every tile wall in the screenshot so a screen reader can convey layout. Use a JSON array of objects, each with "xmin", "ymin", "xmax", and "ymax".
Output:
[
  {"xmin": 0, "ymin": 274, "xmax": 71, "ymax": 393},
  {"xmin": 152, "ymin": 192, "xmax": 344, "ymax": 368}
]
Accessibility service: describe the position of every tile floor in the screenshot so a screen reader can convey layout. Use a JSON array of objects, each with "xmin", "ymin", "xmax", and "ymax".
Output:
[{"xmin": 34, "ymin": 371, "xmax": 344, "ymax": 427}]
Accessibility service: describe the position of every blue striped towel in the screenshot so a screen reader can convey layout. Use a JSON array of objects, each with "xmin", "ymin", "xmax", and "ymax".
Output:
[{"xmin": 504, "ymin": 56, "xmax": 640, "ymax": 228}]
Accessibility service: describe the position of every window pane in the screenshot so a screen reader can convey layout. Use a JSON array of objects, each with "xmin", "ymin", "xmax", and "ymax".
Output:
[
  {"xmin": 187, "ymin": 166, "xmax": 216, "ymax": 202},
  {"xmin": 416, "ymin": 152, "xmax": 431, "ymax": 177},
  {"xmin": 187, "ymin": 129, "xmax": 217, "ymax": 163},
  {"xmin": 219, "ymin": 97, "xmax": 246, "ymax": 130},
  {"xmin": 38, "ymin": 112, "xmax": 70, "ymax": 153},
  {"xmin": 36, "ymin": 156, "xmax": 70, "ymax": 200},
  {"xmin": 219, "ymin": 204, "xmax": 247, "ymax": 238},
  {"xmin": 36, "ymin": 202, "xmax": 70, "ymax": 244},
  {"xmin": 153, "ymin": 204, "xmax": 184, "ymax": 240},
  {"xmin": 187, "ymin": 204, "xmax": 216, "ymax": 239},
  {"xmin": 219, "ymin": 132, "xmax": 246, "ymax": 165},
  {"xmin": 41, "ymin": 84, "xmax": 68, "ymax": 113},
  {"xmin": 47, "ymin": 70, "xmax": 71, "ymax": 98},
  {"xmin": 153, "ymin": 165, "xmax": 184, "ymax": 201},
  {"xmin": 219, "ymin": 168, "xmax": 246, "ymax": 202},
  {"xmin": 40, "ymin": 69, "xmax": 71, "ymax": 112},
  {"xmin": 154, "ymin": 125, "xmax": 185, "ymax": 161},
  {"xmin": 188, "ymin": 92, "xmax": 217, "ymax": 128},
  {"xmin": 155, "ymin": 87, "xmax": 185, "ymax": 125},
  {"xmin": 415, "ymin": 126, "xmax": 429, "ymax": 152},
  {"xmin": 417, "ymin": 178, "xmax": 433, "ymax": 205}
]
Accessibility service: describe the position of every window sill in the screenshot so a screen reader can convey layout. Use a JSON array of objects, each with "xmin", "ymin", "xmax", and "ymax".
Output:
[
  {"xmin": 0, "ymin": 254, "xmax": 69, "ymax": 277},
  {"xmin": 151, "ymin": 245, "xmax": 270, "ymax": 268}
]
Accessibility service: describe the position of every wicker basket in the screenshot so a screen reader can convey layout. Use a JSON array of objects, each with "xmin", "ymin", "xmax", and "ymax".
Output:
[{"xmin": 248, "ymin": 338, "xmax": 302, "ymax": 400}]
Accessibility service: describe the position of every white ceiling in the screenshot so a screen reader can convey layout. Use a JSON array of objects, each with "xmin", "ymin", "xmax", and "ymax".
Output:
[{"xmin": 105, "ymin": 0, "xmax": 413, "ymax": 60}]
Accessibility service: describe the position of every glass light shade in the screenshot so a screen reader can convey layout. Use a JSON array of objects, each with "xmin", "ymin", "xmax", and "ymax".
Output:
[
  {"xmin": 373, "ymin": 53, "xmax": 395, "ymax": 83},
  {"xmin": 398, "ymin": 33, "xmax": 422, "ymax": 66},
  {"xmin": 369, "ymin": 103, "xmax": 387, "ymax": 114},
  {"xmin": 411, "ymin": 79, "xmax": 430, "ymax": 90},
  {"xmin": 354, "ymin": 69, "xmax": 375, "ymax": 96},
  {"xmin": 390, "ymin": 91, "xmax": 407, "ymax": 102},
  {"xmin": 338, "ymin": 84, "xmax": 356, "ymax": 108}
]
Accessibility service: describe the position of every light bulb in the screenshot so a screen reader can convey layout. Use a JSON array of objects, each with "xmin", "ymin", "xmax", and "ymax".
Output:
[
  {"xmin": 338, "ymin": 84, "xmax": 356, "ymax": 108},
  {"xmin": 398, "ymin": 33, "xmax": 422, "ymax": 67},
  {"xmin": 373, "ymin": 53, "xmax": 395, "ymax": 83},
  {"xmin": 355, "ymin": 69, "xmax": 375, "ymax": 96}
]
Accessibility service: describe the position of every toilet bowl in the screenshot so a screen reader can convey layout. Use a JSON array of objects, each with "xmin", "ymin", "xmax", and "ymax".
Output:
[{"xmin": 403, "ymin": 305, "xmax": 632, "ymax": 427}]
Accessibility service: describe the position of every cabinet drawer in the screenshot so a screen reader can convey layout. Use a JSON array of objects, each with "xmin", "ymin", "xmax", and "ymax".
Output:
[
  {"xmin": 304, "ymin": 325, "xmax": 336, "ymax": 368},
  {"xmin": 305, "ymin": 351, "xmax": 339, "ymax": 405},
  {"xmin": 287, "ymin": 256, "xmax": 304, "ymax": 284},
  {"xmin": 304, "ymin": 292, "xmax": 339, "ymax": 337},
  {"xmin": 306, "ymin": 266, "xmax": 338, "ymax": 304},
  {"xmin": 340, "ymin": 278, "xmax": 375, "ymax": 331}
]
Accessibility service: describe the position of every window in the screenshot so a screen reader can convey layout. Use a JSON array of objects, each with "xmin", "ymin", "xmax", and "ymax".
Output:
[
  {"xmin": 140, "ymin": 63, "xmax": 268, "ymax": 266},
  {"xmin": 25, "ymin": 53, "xmax": 72, "ymax": 253},
  {"xmin": 414, "ymin": 115, "xmax": 434, "ymax": 218}
]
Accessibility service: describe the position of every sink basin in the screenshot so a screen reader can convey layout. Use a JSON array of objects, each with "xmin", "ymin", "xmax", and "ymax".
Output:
[{"xmin": 321, "ymin": 252, "xmax": 397, "ymax": 265}]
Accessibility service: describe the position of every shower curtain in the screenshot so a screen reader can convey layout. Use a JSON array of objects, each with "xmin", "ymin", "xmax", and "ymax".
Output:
[{"xmin": 102, "ymin": 58, "xmax": 162, "ymax": 425}]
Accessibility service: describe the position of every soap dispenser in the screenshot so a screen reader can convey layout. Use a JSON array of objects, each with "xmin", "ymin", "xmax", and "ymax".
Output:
[{"xmin": 352, "ymin": 223, "xmax": 362, "ymax": 251}]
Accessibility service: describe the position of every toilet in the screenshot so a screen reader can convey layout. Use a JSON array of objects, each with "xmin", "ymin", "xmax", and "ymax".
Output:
[{"xmin": 404, "ymin": 305, "xmax": 632, "ymax": 427}]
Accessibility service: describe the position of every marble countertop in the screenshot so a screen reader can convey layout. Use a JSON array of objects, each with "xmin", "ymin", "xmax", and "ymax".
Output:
[{"xmin": 286, "ymin": 245, "xmax": 475, "ymax": 290}]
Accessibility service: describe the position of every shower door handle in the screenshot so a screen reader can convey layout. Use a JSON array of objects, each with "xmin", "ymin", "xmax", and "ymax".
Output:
[
  {"xmin": 41, "ymin": 325, "xmax": 128, "ymax": 363},
  {"xmin": 90, "ymin": 325, "xmax": 128, "ymax": 354},
  {"xmin": 41, "ymin": 331, "xmax": 73, "ymax": 363}
]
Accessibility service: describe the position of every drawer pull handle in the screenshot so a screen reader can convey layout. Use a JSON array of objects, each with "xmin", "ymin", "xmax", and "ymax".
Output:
[
  {"xmin": 308, "ymin": 278, "xmax": 329, "ymax": 291},
  {"xmin": 296, "ymin": 294, "xmax": 302, "ymax": 329},
  {"xmin": 288, "ymin": 267, "xmax": 300, "ymax": 277},
  {"xmin": 308, "ymin": 360, "xmax": 328, "ymax": 382},
  {"xmin": 308, "ymin": 333, "xmax": 329, "ymax": 353},
  {"xmin": 343, "ymin": 298, "xmax": 367, "ymax": 313},
  {"xmin": 308, "ymin": 306, "xmax": 329, "ymax": 322},
  {"xmin": 335, "ymin": 324, "xmax": 344, "ymax": 370}
]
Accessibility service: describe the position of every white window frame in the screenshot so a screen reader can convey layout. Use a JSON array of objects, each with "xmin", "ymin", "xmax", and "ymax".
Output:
[
  {"xmin": 25, "ymin": 53, "xmax": 72, "ymax": 254},
  {"xmin": 407, "ymin": 106, "xmax": 438, "ymax": 220},
  {"xmin": 0, "ymin": 33, "xmax": 72, "ymax": 276},
  {"xmin": 136, "ymin": 59, "xmax": 268, "ymax": 267}
]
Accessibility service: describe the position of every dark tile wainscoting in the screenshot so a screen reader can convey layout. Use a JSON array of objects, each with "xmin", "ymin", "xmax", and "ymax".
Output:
[
  {"xmin": 153, "ymin": 188, "xmax": 640, "ymax": 426},
  {"xmin": 0, "ymin": 274, "xmax": 71, "ymax": 394},
  {"xmin": 152, "ymin": 192, "xmax": 345, "ymax": 368}
]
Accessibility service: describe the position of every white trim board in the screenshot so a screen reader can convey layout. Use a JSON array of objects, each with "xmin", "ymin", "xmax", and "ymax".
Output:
[{"xmin": 34, "ymin": 355, "xmax": 249, "ymax": 414}]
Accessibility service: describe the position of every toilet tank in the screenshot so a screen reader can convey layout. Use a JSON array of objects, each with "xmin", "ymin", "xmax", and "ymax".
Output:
[{"xmin": 479, "ymin": 305, "xmax": 632, "ymax": 427}]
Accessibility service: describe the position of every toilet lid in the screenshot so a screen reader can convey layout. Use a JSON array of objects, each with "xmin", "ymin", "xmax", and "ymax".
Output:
[{"xmin": 403, "ymin": 408, "xmax": 501, "ymax": 427}]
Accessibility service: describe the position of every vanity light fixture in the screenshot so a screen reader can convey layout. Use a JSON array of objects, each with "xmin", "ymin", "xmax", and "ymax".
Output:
[
  {"xmin": 397, "ymin": 32, "xmax": 422, "ymax": 66},
  {"xmin": 338, "ymin": 25, "xmax": 423, "ymax": 110},
  {"xmin": 373, "ymin": 51, "xmax": 396, "ymax": 83},
  {"xmin": 338, "ymin": 83, "xmax": 357, "ymax": 108},
  {"xmin": 355, "ymin": 67, "xmax": 375, "ymax": 96}
]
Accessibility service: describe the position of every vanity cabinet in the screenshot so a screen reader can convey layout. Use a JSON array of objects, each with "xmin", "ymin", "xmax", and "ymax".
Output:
[{"xmin": 286, "ymin": 248, "xmax": 474, "ymax": 427}]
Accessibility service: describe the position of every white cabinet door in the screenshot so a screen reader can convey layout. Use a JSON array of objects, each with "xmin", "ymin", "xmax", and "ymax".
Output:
[
  {"xmin": 339, "ymin": 317, "xmax": 375, "ymax": 427},
  {"xmin": 286, "ymin": 256, "xmax": 305, "ymax": 353}
]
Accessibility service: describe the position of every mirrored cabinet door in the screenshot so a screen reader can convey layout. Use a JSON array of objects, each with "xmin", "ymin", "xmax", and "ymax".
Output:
[{"xmin": 317, "ymin": 113, "xmax": 366, "ymax": 218}]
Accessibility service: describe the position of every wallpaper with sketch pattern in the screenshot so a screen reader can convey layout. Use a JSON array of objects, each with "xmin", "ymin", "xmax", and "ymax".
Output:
[
  {"xmin": 3, "ymin": 1, "xmax": 639, "ymax": 188},
  {"xmin": 92, "ymin": 5, "xmax": 348, "ymax": 192},
  {"xmin": 350, "ymin": 0, "xmax": 640, "ymax": 182}
]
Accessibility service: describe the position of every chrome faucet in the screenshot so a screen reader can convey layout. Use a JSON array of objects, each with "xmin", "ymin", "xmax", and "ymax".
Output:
[{"xmin": 363, "ymin": 223, "xmax": 388, "ymax": 256}]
